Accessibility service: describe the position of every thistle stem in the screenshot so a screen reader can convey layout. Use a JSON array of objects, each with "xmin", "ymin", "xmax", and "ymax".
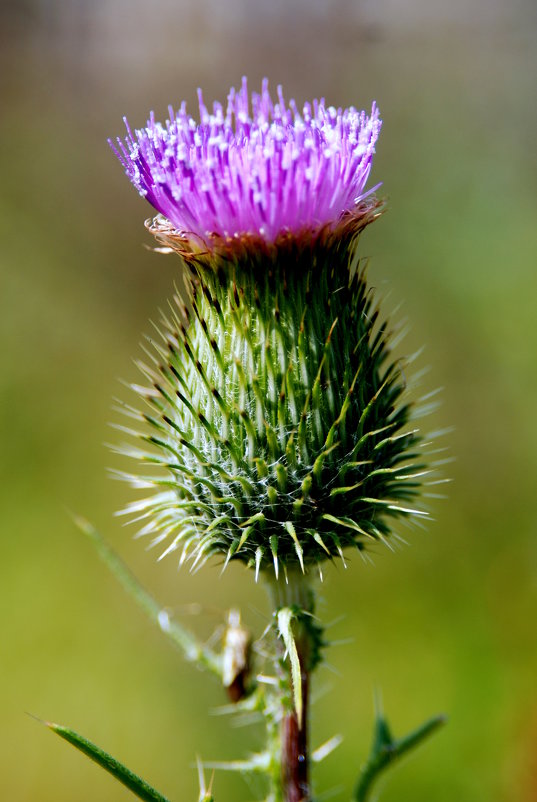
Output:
[
  {"xmin": 265, "ymin": 571, "xmax": 319, "ymax": 802},
  {"xmin": 281, "ymin": 648, "xmax": 310, "ymax": 802}
]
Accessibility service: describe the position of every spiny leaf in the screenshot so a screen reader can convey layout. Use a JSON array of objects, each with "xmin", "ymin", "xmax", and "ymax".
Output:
[
  {"xmin": 354, "ymin": 702, "xmax": 446, "ymax": 802},
  {"xmin": 44, "ymin": 720, "xmax": 170, "ymax": 802}
]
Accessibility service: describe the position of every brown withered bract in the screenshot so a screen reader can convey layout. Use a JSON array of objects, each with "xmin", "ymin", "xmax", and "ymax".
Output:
[{"xmin": 222, "ymin": 610, "xmax": 252, "ymax": 703}]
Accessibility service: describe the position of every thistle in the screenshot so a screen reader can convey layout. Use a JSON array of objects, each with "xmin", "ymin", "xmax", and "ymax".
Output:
[
  {"xmin": 46, "ymin": 79, "xmax": 445, "ymax": 802},
  {"xmin": 110, "ymin": 79, "xmax": 432, "ymax": 582}
]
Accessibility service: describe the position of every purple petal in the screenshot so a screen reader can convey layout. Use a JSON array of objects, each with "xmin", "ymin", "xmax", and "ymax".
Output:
[{"xmin": 111, "ymin": 78, "xmax": 382, "ymax": 242}]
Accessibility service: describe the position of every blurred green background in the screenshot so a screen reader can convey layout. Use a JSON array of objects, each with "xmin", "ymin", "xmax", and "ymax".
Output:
[{"xmin": 1, "ymin": 1, "xmax": 536, "ymax": 799}]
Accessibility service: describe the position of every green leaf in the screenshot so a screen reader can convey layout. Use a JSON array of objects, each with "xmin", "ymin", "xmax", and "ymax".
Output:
[
  {"xmin": 354, "ymin": 698, "xmax": 446, "ymax": 802},
  {"xmin": 45, "ymin": 720, "xmax": 170, "ymax": 801}
]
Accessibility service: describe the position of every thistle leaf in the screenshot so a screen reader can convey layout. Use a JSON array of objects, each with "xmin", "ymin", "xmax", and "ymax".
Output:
[
  {"xmin": 45, "ymin": 721, "xmax": 170, "ymax": 802},
  {"xmin": 353, "ymin": 700, "xmax": 446, "ymax": 802}
]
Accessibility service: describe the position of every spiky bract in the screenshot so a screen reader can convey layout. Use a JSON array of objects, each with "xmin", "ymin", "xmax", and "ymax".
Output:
[{"xmin": 114, "ymin": 203, "xmax": 431, "ymax": 578}]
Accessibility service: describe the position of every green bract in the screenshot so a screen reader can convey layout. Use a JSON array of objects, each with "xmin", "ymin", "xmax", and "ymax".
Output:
[{"xmin": 114, "ymin": 203, "xmax": 433, "ymax": 579}]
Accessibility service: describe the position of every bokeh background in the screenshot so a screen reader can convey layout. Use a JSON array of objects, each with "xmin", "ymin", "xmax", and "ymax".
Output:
[{"xmin": 1, "ymin": 0, "xmax": 536, "ymax": 799}]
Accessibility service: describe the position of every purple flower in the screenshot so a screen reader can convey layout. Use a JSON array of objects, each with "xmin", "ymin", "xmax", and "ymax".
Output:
[{"xmin": 110, "ymin": 78, "xmax": 381, "ymax": 242}]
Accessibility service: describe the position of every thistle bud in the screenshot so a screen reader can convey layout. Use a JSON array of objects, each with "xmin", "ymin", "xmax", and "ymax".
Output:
[{"xmin": 110, "ymin": 79, "xmax": 434, "ymax": 580}]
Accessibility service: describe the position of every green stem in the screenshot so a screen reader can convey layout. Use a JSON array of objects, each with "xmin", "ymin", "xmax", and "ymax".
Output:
[{"xmin": 265, "ymin": 571, "xmax": 320, "ymax": 802}]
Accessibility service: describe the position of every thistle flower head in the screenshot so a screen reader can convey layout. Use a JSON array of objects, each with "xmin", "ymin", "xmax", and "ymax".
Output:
[
  {"xmin": 111, "ymin": 80, "xmax": 439, "ymax": 581},
  {"xmin": 110, "ymin": 77, "xmax": 381, "ymax": 243}
]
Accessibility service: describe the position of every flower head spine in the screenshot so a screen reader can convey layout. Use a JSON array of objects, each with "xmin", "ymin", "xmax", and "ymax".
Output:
[{"xmin": 110, "ymin": 77, "xmax": 381, "ymax": 241}]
